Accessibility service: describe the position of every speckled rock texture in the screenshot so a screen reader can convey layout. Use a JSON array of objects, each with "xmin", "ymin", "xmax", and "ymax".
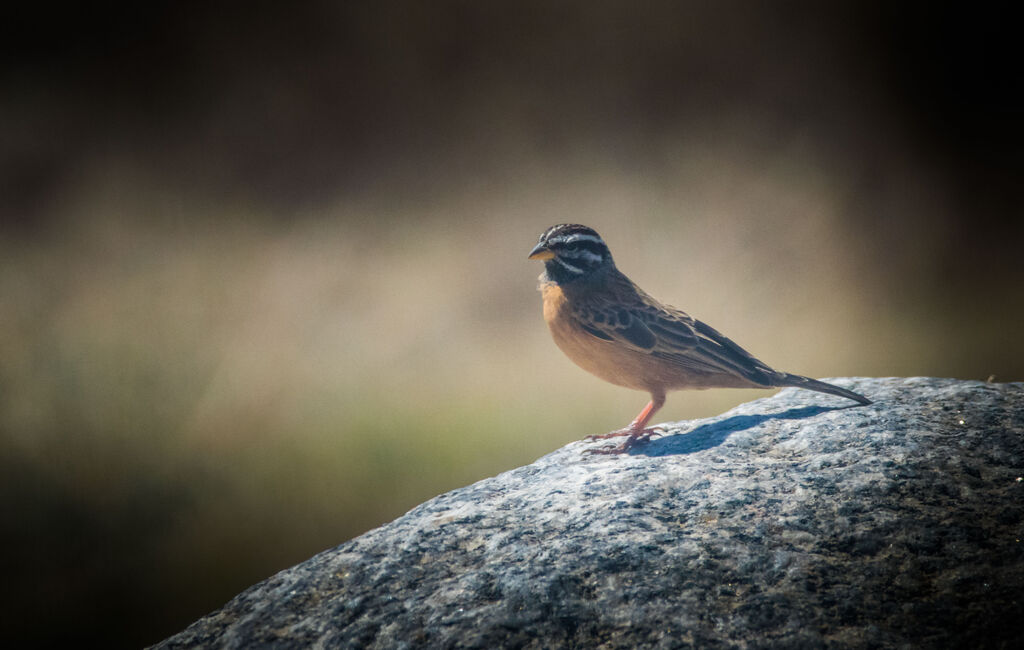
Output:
[{"xmin": 155, "ymin": 377, "xmax": 1024, "ymax": 649}]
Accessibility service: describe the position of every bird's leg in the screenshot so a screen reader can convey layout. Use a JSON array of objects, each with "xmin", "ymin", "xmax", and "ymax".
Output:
[
  {"xmin": 585, "ymin": 394, "xmax": 666, "ymax": 454},
  {"xmin": 585, "ymin": 396, "xmax": 664, "ymax": 440}
]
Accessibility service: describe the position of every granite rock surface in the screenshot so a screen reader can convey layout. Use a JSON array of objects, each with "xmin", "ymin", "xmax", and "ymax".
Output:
[{"xmin": 155, "ymin": 377, "xmax": 1024, "ymax": 649}]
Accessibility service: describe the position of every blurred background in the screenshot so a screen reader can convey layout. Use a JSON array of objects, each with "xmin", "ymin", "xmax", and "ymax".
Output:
[{"xmin": 2, "ymin": 1, "xmax": 1021, "ymax": 646}]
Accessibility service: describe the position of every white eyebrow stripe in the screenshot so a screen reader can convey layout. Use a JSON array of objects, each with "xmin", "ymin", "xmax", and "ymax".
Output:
[
  {"xmin": 547, "ymin": 233, "xmax": 605, "ymax": 247},
  {"xmin": 568, "ymin": 249, "xmax": 603, "ymax": 264},
  {"xmin": 564, "ymin": 234, "xmax": 604, "ymax": 245}
]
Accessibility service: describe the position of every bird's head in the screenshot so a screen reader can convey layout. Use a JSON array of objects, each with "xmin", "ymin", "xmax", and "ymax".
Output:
[{"xmin": 528, "ymin": 224, "xmax": 614, "ymax": 284}]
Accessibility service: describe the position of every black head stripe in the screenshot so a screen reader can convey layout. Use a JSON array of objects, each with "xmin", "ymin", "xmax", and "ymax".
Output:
[
  {"xmin": 561, "ymin": 238, "xmax": 607, "ymax": 255},
  {"xmin": 541, "ymin": 223, "xmax": 601, "ymax": 243},
  {"xmin": 541, "ymin": 225, "xmax": 607, "ymax": 253}
]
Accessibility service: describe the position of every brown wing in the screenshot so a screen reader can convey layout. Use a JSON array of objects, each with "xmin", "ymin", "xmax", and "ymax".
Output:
[
  {"xmin": 569, "ymin": 285, "xmax": 659, "ymax": 352},
  {"xmin": 571, "ymin": 271, "xmax": 777, "ymax": 385},
  {"xmin": 649, "ymin": 308, "xmax": 776, "ymax": 385}
]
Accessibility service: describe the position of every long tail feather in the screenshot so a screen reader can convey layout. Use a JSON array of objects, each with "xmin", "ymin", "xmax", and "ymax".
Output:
[{"xmin": 773, "ymin": 373, "xmax": 871, "ymax": 405}]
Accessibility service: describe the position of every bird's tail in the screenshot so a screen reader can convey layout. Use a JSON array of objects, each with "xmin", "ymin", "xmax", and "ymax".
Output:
[{"xmin": 772, "ymin": 373, "xmax": 871, "ymax": 405}]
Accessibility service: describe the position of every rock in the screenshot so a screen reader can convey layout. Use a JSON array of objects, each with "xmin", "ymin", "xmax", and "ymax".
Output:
[{"xmin": 155, "ymin": 377, "xmax": 1024, "ymax": 649}]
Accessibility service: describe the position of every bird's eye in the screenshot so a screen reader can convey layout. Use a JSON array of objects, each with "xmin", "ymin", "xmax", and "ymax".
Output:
[{"xmin": 565, "ymin": 242, "xmax": 579, "ymax": 251}]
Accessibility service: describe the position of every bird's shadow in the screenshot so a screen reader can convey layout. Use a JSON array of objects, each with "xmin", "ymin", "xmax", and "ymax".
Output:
[{"xmin": 630, "ymin": 405, "xmax": 839, "ymax": 456}]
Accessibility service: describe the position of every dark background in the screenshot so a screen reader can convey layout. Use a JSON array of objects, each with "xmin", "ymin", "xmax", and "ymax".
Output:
[{"xmin": 2, "ymin": 2, "xmax": 1021, "ymax": 647}]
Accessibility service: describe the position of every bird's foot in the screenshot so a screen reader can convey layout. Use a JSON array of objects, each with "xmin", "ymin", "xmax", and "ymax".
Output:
[
  {"xmin": 583, "ymin": 426, "xmax": 665, "ymax": 455},
  {"xmin": 584, "ymin": 424, "xmax": 667, "ymax": 442}
]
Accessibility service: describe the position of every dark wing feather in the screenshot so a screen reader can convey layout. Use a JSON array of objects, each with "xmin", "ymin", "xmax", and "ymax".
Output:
[
  {"xmin": 618, "ymin": 314, "xmax": 658, "ymax": 349},
  {"xmin": 570, "ymin": 296, "xmax": 657, "ymax": 352},
  {"xmin": 579, "ymin": 322, "xmax": 614, "ymax": 341},
  {"xmin": 656, "ymin": 315, "xmax": 775, "ymax": 384},
  {"xmin": 572, "ymin": 271, "xmax": 776, "ymax": 385}
]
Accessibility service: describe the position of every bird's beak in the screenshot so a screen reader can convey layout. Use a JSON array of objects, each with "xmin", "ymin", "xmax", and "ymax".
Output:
[{"xmin": 528, "ymin": 243, "xmax": 555, "ymax": 260}]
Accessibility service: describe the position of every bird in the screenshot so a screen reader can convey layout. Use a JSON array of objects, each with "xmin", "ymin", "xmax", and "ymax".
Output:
[{"xmin": 528, "ymin": 223, "xmax": 871, "ymax": 454}]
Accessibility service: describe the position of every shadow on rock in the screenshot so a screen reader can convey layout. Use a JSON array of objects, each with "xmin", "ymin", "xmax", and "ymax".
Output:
[{"xmin": 637, "ymin": 405, "xmax": 837, "ymax": 456}]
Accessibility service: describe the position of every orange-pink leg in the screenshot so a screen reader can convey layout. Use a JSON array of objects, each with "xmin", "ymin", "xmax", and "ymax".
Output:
[{"xmin": 585, "ymin": 393, "xmax": 666, "ymax": 454}]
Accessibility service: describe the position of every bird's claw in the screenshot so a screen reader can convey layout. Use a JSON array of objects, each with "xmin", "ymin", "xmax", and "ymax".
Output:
[
  {"xmin": 582, "ymin": 426, "xmax": 665, "ymax": 455},
  {"xmin": 584, "ymin": 428, "xmax": 632, "ymax": 441},
  {"xmin": 583, "ymin": 424, "xmax": 667, "ymax": 442}
]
